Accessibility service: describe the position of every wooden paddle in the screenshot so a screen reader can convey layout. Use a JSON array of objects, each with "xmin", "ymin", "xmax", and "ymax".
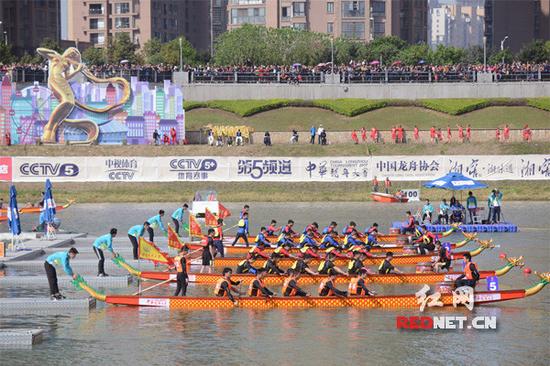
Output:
[{"xmin": 133, "ymin": 278, "xmax": 172, "ymax": 295}]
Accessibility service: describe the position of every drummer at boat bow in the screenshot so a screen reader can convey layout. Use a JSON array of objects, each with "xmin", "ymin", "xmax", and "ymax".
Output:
[
  {"xmin": 127, "ymin": 222, "xmax": 149, "ymax": 260},
  {"xmin": 146, "ymin": 210, "xmax": 167, "ymax": 242},
  {"xmin": 318, "ymin": 269, "xmax": 348, "ymax": 297},
  {"xmin": 93, "ymin": 228, "xmax": 118, "ymax": 277},
  {"xmin": 214, "ymin": 268, "xmax": 244, "ymax": 304},
  {"xmin": 349, "ymin": 269, "xmax": 376, "ymax": 296},
  {"xmin": 455, "ymin": 253, "xmax": 480, "ymax": 288},
  {"xmin": 248, "ymin": 269, "xmax": 275, "ymax": 298},
  {"xmin": 379, "ymin": 252, "xmax": 403, "ymax": 274},
  {"xmin": 174, "ymin": 246, "xmax": 190, "ymax": 296},
  {"xmin": 231, "ymin": 212, "xmax": 250, "ymax": 247},
  {"xmin": 283, "ymin": 269, "xmax": 308, "ymax": 297}
]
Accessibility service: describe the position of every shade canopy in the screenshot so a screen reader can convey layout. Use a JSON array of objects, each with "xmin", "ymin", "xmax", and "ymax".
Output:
[{"xmin": 423, "ymin": 172, "xmax": 488, "ymax": 191}]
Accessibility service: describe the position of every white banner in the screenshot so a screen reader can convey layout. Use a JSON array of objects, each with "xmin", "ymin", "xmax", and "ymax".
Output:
[{"xmin": 4, "ymin": 155, "xmax": 550, "ymax": 182}]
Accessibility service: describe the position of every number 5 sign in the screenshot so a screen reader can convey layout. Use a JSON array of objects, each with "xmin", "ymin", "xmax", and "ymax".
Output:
[
  {"xmin": 487, "ymin": 276, "xmax": 499, "ymax": 291},
  {"xmin": 401, "ymin": 189, "xmax": 420, "ymax": 202}
]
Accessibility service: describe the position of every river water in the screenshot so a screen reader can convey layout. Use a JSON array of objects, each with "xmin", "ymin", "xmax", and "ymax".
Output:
[{"xmin": 1, "ymin": 202, "xmax": 549, "ymax": 365}]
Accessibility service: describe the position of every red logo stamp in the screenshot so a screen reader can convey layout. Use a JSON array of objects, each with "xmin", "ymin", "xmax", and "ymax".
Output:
[{"xmin": 0, "ymin": 157, "xmax": 12, "ymax": 181}]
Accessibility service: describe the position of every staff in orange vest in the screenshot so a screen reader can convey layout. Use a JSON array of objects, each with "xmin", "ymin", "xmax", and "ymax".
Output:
[
  {"xmin": 384, "ymin": 177, "xmax": 391, "ymax": 194},
  {"xmin": 454, "ymin": 253, "xmax": 480, "ymax": 288},
  {"xmin": 214, "ymin": 268, "xmax": 243, "ymax": 304},
  {"xmin": 348, "ymin": 269, "xmax": 376, "ymax": 296},
  {"xmin": 247, "ymin": 269, "xmax": 275, "ymax": 297},
  {"xmin": 173, "ymin": 246, "xmax": 190, "ymax": 296}
]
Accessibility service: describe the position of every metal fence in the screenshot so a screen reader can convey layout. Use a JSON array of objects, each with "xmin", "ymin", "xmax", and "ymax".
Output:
[{"xmin": 7, "ymin": 68, "xmax": 173, "ymax": 83}]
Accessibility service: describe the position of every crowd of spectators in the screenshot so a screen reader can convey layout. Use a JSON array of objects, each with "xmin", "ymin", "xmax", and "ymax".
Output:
[{"xmin": 2, "ymin": 61, "xmax": 549, "ymax": 84}]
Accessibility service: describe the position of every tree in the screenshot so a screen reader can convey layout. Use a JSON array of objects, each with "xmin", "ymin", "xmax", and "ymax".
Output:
[
  {"xmin": 517, "ymin": 40, "xmax": 549, "ymax": 63},
  {"xmin": 431, "ymin": 44, "xmax": 466, "ymax": 65},
  {"xmin": 364, "ymin": 36, "xmax": 408, "ymax": 65},
  {"xmin": 141, "ymin": 38, "xmax": 163, "ymax": 64},
  {"xmin": 19, "ymin": 52, "xmax": 41, "ymax": 64},
  {"xmin": 110, "ymin": 33, "xmax": 137, "ymax": 64},
  {"xmin": 489, "ymin": 49, "xmax": 513, "ymax": 65},
  {"xmin": 463, "ymin": 45, "xmax": 485, "ymax": 64},
  {"xmin": 160, "ymin": 36, "xmax": 197, "ymax": 66},
  {"xmin": 39, "ymin": 37, "xmax": 62, "ymax": 53},
  {"xmin": 82, "ymin": 46, "xmax": 106, "ymax": 66},
  {"xmin": 0, "ymin": 43, "xmax": 15, "ymax": 64},
  {"xmin": 397, "ymin": 43, "xmax": 431, "ymax": 65}
]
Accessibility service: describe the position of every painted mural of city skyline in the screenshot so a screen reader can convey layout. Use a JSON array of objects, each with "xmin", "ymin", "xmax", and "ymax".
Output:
[{"xmin": 0, "ymin": 76, "xmax": 185, "ymax": 145}]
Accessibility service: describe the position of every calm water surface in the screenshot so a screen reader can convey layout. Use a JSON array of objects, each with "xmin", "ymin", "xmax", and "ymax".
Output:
[{"xmin": 1, "ymin": 202, "xmax": 549, "ymax": 365}]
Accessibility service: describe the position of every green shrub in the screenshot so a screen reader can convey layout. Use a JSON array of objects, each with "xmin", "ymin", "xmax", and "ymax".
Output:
[
  {"xmin": 206, "ymin": 99, "xmax": 292, "ymax": 116},
  {"xmin": 183, "ymin": 101, "xmax": 207, "ymax": 111},
  {"xmin": 312, "ymin": 99, "xmax": 387, "ymax": 116},
  {"xmin": 420, "ymin": 98, "xmax": 490, "ymax": 115},
  {"xmin": 527, "ymin": 98, "xmax": 550, "ymax": 111}
]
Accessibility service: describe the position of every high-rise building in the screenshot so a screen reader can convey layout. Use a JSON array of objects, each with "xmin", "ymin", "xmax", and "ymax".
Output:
[
  {"xmin": 429, "ymin": 0, "xmax": 485, "ymax": 48},
  {"xmin": 226, "ymin": 0, "xmax": 428, "ymax": 43},
  {"xmin": 485, "ymin": 0, "xmax": 550, "ymax": 53},
  {"xmin": 0, "ymin": 0, "xmax": 61, "ymax": 57},
  {"xmin": 65, "ymin": 0, "xmax": 211, "ymax": 52}
]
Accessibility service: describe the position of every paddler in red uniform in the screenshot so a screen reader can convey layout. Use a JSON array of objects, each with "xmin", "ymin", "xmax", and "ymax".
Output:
[
  {"xmin": 247, "ymin": 241, "xmax": 271, "ymax": 260},
  {"xmin": 266, "ymin": 220, "xmax": 281, "ymax": 236},
  {"xmin": 454, "ymin": 253, "xmax": 480, "ymax": 288},
  {"xmin": 318, "ymin": 269, "xmax": 348, "ymax": 297},
  {"xmin": 415, "ymin": 225, "xmax": 437, "ymax": 254},
  {"xmin": 432, "ymin": 241, "xmax": 452, "ymax": 273},
  {"xmin": 303, "ymin": 222, "xmax": 321, "ymax": 239},
  {"xmin": 283, "ymin": 269, "xmax": 308, "ymax": 297},
  {"xmin": 322, "ymin": 221, "xmax": 338, "ymax": 235},
  {"xmin": 401, "ymin": 210, "xmax": 416, "ymax": 235},
  {"xmin": 282, "ymin": 219, "xmax": 298, "ymax": 237},
  {"xmin": 348, "ymin": 269, "xmax": 376, "ymax": 296},
  {"xmin": 173, "ymin": 246, "xmax": 190, "ymax": 296},
  {"xmin": 214, "ymin": 268, "xmax": 243, "ymax": 304},
  {"xmin": 272, "ymin": 241, "xmax": 298, "ymax": 260},
  {"xmin": 248, "ymin": 269, "xmax": 275, "ymax": 297}
]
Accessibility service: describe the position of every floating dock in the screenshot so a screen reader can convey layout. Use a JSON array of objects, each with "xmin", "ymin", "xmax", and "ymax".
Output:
[
  {"xmin": 0, "ymin": 329, "xmax": 44, "ymax": 348},
  {"xmin": 0, "ymin": 275, "xmax": 131, "ymax": 288},
  {"xmin": 392, "ymin": 222, "xmax": 518, "ymax": 233},
  {"xmin": 0, "ymin": 298, "xmax": 96, "ymax": 315}
]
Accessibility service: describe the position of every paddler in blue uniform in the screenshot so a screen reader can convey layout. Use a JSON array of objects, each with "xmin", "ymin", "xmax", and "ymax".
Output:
[
  {"xmin": 240, "ymin": 205, "xmax": 250, "ymax": 219},
  {"xmin": 93, "ymin": 228, "xmax": 118, "ymax": 277},
  {"xmin": 365, "ymin": 223, "xmax": 379, "ymax": 246},
  {"xmin": 231, "ymin": 212, "xmax": 250, "ymax": 247},
  {"xmin": 343, "ymin": 230, "xmax": 366, "ymax": 250},
  {"xmin": 146, "ymin": 210, "xmax": 167, "ymax": 242},
  {"xmin": 255, "ymin": 227, "xmax": 272, "ymax": 247},
  {"xmin": 320, "ymin": 230, "xmax": 340, "ymax": 249},
  {"xmin": 276, "ymin": 232, "xmax": 295, "ymax": 248},
  {"xmin": 128, "ymin": 222, "xmax": 150, "ymax": 259},
  {"xmin": 322, "ymin": 221, "xmax": 338, "ymax": 235},
  {"xmin": 44, "ymin": 247, "xmax": 79, "ymax": 300},
  {"xmin": 171, "ymin": 203, "xmax": 189, "ymax": 235},
  {"xmin": 303, "ymin": 222, "xmax": 321, "ymax": 239},
  {"xmin": 299, "ymin": 229, "xmax": 318, "ymax": 248}
]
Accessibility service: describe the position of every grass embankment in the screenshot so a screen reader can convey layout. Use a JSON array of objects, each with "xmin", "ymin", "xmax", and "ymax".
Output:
[
  {"xmin": 5, "ymin": 181, "xmax": 549, "ymax": 203},
  {"xmin": 2, "ymin": 141, "xmax": 549, "ymax": 157},
  {"xmin": 185, "ymin": 106, "xmax": 550, "ymax": 131}
]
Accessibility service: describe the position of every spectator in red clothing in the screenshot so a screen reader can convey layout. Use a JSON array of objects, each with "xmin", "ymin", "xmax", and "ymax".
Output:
[
  {"xmin": 522, "ymin": 124, "xmax": 532, "ymax": 141},
  {"xmin": 437, "ymin": 128, "xmax": 443, "ymax": 143},
  {"xmin": 495, "ymin": 128, "xmax": 501, "ymax": 142},
  {"xmin": 170, "ymin": 127, "xmax": 177, "ymax": 145},
  {"xmin": 5, "ymin": 132, "xmax": 11, "ymax": 146},
  {"xmin": 163, "ymin": 133, "xmax": 170, "ymax": 145},
  {"xmin": 413, "ymin": 126, "xmax": 419, "ymax": 141},
  {"xmin": 457, "ymin": 124, "xmax": 464, "ymax": 143},
  {"xmin": 360, "ymin": 127, "xmax": 367, "ymax": 142},
  {"xmin": 397, "ymin": 125, "xmax": 404, "ymax": 143},
  {"xmin": 446, "ymin": 125, "xmax": 452, "ymax": 143},
  {"xmin": 466, "ymin": 124, "xmax": 472, "ymax": 142},
  {"xmin": 351, "ymin": 130, "xmax": 359, "ymax": 144},
  {"xmin": 391, "ymin": 126, "xmax": 397, "ymax": 143},
  {"xmin": 429, "ymin": 126, "xmax": 436, "ymax": 143},
  {"xmin": 503, "ymin": 124, "xmax": 510, "ymax": 141},
  {"xmin": 384, "ymin": 177, "xmax": 391, "ymax": 194},
  {"xmin": 370, "ymin": 127, "xmax": 378, "ymax": 143}
]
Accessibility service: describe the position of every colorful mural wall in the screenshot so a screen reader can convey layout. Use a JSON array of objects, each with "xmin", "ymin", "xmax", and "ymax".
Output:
[{"xmin": 0, "ymin": 76, "xmax": 185, "ymax": 145}]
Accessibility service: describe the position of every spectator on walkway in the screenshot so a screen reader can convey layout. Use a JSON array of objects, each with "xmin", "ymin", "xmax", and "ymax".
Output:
[
  {"xmin": 317, "ymin": 124, "xmax": 325, "ymax": 144},
  {"xmin": 457, "ymin": 124, "xmax": 464, "ymax": 143},
  {"xmin": 372, "ymin": 176, "xmax": 379, "ymax": 192},
  {"xmin": 486, "ymin": 190, "xmax": 495, "ymax": 223},
  {"xmin": 422, "ymin": 199, "xmax": 435, "ymax": 222},
  {"xmin": 236, "ymin": 129, "xmax": 243, "ymax": 146},
  {"xmin": 170, "ymin": 127, "xmax": 177, "ymax": 145},
  {"xmin": 361, "ymin": 127, "xmax": 367, "ymax": 142},
  {"xmin": 384, "ymin": 177, "xmax": 391, "ymax": 194},
  {"xmin": 413, "ymin": 126, "xmax": 419, "ymax": 141},
  {"xmin": 466, "ymin": 125, "xmax": 472, "ymax": 142},
  {"xmin": 446, "ymin": 125, "xmax": 452, "ymax": 143},
  {"xmin": 264, "ymin": 131, "xmax": 272, "ymax": 146},
  {"xmin": 320, "ymin": 129, "xmax": 327, "ymax": 145},
  {"xmin": 351, "ymin": 130, "xmax": 359, "ymax": 144},
  {"xmin": 152, "ymin": 130, "xmax": 160, "ymax": 145},
  {"xmin": 291, "ymin": 129, "xmax": 299, "ymax": 144},
  {"xmin": 466, "ymin": 191, "xmax": 478, "ymax": 224},
  {"xmin": 370, "ymin": 127, "xmax": 379, "ymax": 143},
  {"xmin": 207, "ymin": 130, "xmax": 214, "ymax": 146},
  {"xmin": 163, "ymin": 133, "xmax": 170, "ymax": 145},
  {"xmin": 391, "ymin": 126, "xmax": 397, "ymax": 143},
  {"xmin": 503, "ymin": 124, "xmax": 510, "ymax": 142},
  {"xmin": 430, "ymin": 126, "xmax": 436, "ymax": 143},
  {"xmin": 522, "ymin": 124, "xmax": 532, "ymax": 141},
  {"xmin": 438, "ymin": 199, "xmax": 450, "ymax": 224},
  {"xmin": 437, "ymin": 128, "xmax": 443, "ymax": 143},
  {"xmin": 310, "ymin": 126, "xmax": 316, "ymax": 144},
  {"xmin": 495, "ymin": 127, "xmax": 501, "ymax": 142},
  {"xmin": 216, "ymin": 135, "xmax": 223, "ymax": 147},
  {"xmin": 227, "ymin": 136, "xmax": 234, "ymax": 146}
]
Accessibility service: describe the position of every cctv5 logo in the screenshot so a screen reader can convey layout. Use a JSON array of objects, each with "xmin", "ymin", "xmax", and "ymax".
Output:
[
  {"xmin": 169, "ymin": 159, "xmax": 217, "ymax": 171},
  {"xmin": 20, "ymin": 163, "xmax": 79, "ymax": 177}
]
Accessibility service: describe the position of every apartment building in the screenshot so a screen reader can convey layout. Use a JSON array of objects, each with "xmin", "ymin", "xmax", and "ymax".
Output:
[
  {"xmin": 66, "ymin": 0, "xmax": 212, "ymax": 51},
  {"xmin": 226, "ymin": 0, "xmax": 427, "ymax": 43}
]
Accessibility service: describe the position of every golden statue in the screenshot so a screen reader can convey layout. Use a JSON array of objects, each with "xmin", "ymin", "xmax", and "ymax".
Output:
[{"xmin": 37, "ymin": 47, "xmax": 130, "ymax": 144}]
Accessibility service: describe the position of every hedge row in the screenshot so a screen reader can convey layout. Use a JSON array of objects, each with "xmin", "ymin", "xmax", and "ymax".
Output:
[{"xmin": 184, "ymin": 98, "xmax": 550, "ymax": 117}]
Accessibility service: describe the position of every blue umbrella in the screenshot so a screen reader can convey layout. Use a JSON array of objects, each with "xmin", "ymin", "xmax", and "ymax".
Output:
[
  {"xmin": 7, "ymin": 185, "xmax": 21, "ymax": 236},
  {"xmin": 424, "ymin": 172, "xmax": 487, "ymax": 191},
  {"xmin": 43, "ymin": 179, "xmax": 57, "ymax": 223}
]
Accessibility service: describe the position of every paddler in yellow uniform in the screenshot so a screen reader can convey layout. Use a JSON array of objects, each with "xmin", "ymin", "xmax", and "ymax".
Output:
[
  {"xmin": 378, "ymin": 251, "xmax": 403, "ymax": 274},
  {"xmin": 318, "ymin": 248, "xmax": 347, "ymax": 275},
  {"xmin": 289, "ymin": 254, "xmax": 319, "ymax": 276},
  {"xmin": 348, "ymin": 269, "xmax": 376, "ymax": 296},
  {"xmin": 282, "ymin": 269, "xmax": 308, "ymax": 297},
  {"xmin": 248, "ymin": 269, "xmax": 275, "ymax": 297},
  {"xmin": 318, "ymin": 269, "xmax": 348, "ymax": 297},
  {"xmin": 214, "ymin": 268, "xmax": 243, "ymax": 304}
]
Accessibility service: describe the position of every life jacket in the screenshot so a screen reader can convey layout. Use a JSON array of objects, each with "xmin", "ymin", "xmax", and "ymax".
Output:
[
  {"xmin": 348, "ymin": 258, "xmax": 361, "ymax": 272},
  {"xmin": 273, "ymin": 246, "xmax": 289, "ymax": 258},
  {"xmin": 318, "ymin": 259, "xmax": 333, "ymax": 274},
  {"xmin": 282, "ymin": 277, "xmax": 297, "ymax": 296},
  {"xmin": 283, "ymin": 225, "xmax": 293, "ymax": 234},
  {"xmin": 238, "ymin": 219, "xmax": 245, "ymax": 228},
  {"xmin": 214, "ymin": 226, "xmax": 223, "ymax": 240},
  {"xmin": 464, "ymin": 261, "xmax": 478, "ymax": 280},
  {"xmin": 247, "ymin": 247, "xmax": 263, "ymax": 260},
  {"xmin": 174, "ymin": 255, "xmax": 187, "ymax": 273},
  {"xmin": 318, "ymin": 278, "xmax": 334, "ymax": 296},
  {"xmin": 247, "ymin": 279, "xmax": 265, "ymax": 297},
  {"xmin": 237, "ymin": 260, "xmax": 250, "ymax": 273},
  {"xmin": 378, "ymin": 260, "xmax": 391, "ymax": 274},
  {"xmin": 348, "ymin": 277, "xmax": 360, "ymax": 295},
  {"xmin": 214, "ymin": 278, "xmax": 231, "ymax": 296},
  {"xmin": 255, "ymin": 234, "xmax": 263, "ymax": 243},
  {"xmin": 423, "ymin": 232, "xmax": 436, "ymax": 244}
]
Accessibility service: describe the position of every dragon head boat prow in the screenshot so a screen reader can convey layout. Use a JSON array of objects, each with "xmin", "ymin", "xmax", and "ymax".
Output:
[
  {"xmin": 524, "ymin": 271, "xmax": 550, "ymax": 297},
  {"xmin": 494, "ymin": 255, "xmax": 525, "ymax": 276},
  {"xmin": 469, "ymin": 239, "xmax": 495, "ymax": 257},
  {"xmin": 462, "ymin": 232, "xmax": 478, "ymax": 241}
]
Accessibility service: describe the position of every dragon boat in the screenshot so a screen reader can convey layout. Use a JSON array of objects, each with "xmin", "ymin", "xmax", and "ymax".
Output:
[
  {"xmin": 199, "ymin": 241, "xmax": 493, "ymax": 269},
  {"xmin": 182, "ymin": 233, "xmax": 477, "ymax": 256},
  {"xmin": 73, "ymin": 272, "xmax": 549, "ymax": 310},
  {"xmin": 0, "ymin": 200, "xmax": 75, "ymax": 221},
  {"xmin": 370, "ymin": 192, "xmax": 409, "ymax": 203},
  {"xmin": 113, "ymin": 254, "xmax": 523, "ymax": 286}
]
